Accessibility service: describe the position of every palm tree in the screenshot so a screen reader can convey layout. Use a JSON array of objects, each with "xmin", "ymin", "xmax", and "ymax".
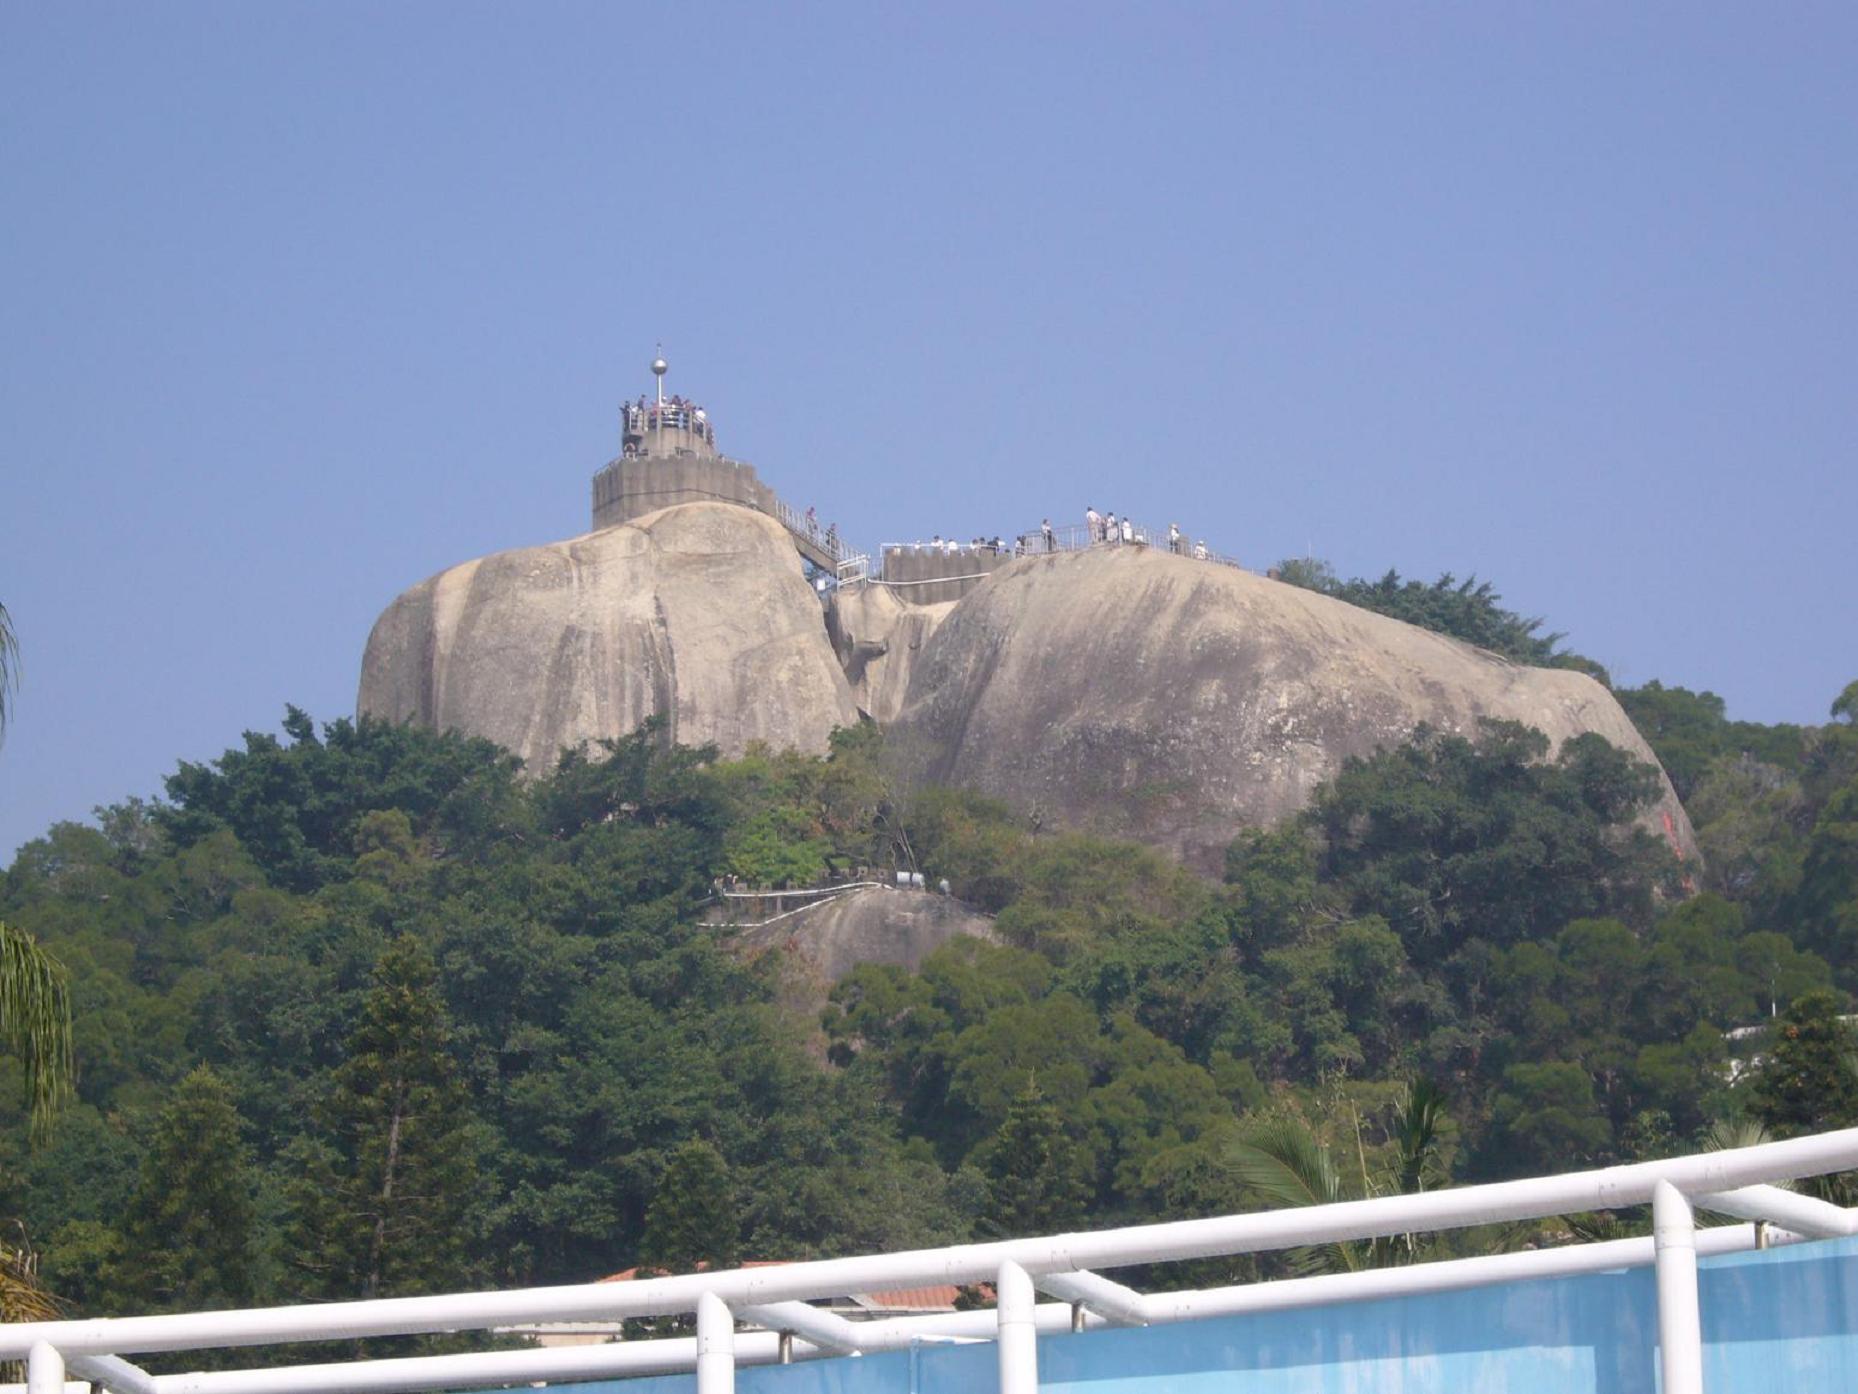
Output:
[
  {"xmin": 1227, "ymin": 1080, "xmax": 1453, "ymax": 1275},
  {"xmin": 0, "ymin": 601, "xmax": 69, "ymax": 1132},
  {"xmin": 0, "ymin": 921, "xmax": 72, "ymax": 1141},
  {"xmin": 0, "ymin": 600, "xmax": 17, "ymax": 746},
  {"xmin": 0, "ymin": 1223, "xmax": 60, "ymax": 1324}
]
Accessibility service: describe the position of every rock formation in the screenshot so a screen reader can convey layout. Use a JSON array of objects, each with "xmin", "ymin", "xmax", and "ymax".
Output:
[
  {"xmin": 885, "ymin": 546, "xmax": 1697, "ymax": 876},
  {"xmin": 731, "ymin": 885, "xmax": 996, "ymax": 984},
  {"xmin": 824, "ymin": 583, "xmax": 956, "ymax": 723},
  {"xmin": 357, "ymin": 502, "xmax": 859, "ymax": 769},
  {"xmin": 359, "ymin": 491, "xmax": 1698, "ymax": 883}
]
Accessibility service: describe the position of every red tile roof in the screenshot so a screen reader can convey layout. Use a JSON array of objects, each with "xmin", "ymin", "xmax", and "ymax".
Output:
[{"xmin": 597, "ymin": 1262, "xmax": 990, "ymax": 1311}]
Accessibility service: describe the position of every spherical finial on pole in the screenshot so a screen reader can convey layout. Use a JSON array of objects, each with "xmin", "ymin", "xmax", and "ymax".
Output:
[{"xmin": 651, "ymin": 346, "xmax": 668, "ymax": 405}]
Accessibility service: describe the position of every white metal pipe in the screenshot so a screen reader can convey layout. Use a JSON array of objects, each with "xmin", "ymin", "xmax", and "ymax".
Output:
[
  {"xmin": 65, "ymin": 1356, "xmax": 158, "ymax": 1394},
  {"xmin": 6, "ymin": 1128, "xmax": 1857, "ymax": 1360},
  {"xmin": 148, "ymin": 1226, "xmax": 1814, "ymax": 1394},
  {"xmin": 1033, "ymin": 1270, "xmax": 1149, "ymax": 1325},
  {"xmin": 1697, "ymin": 1184, "xmax": 1858, "ymax": 1238},
  {"xmin": 1141, "ymin": 1221, "xmax": 1781, "ymax": 1326},
  {"xmin": 144, "ymin": 1307, "xmax": 1097, "ymax": 1394},
  {"xmin": 736, "ymin": 1302, "xmax": 864, "ymax": 1353},
  {"xmin": 1653, "ymin": 1182, "xmax": 1704, "ymax": 1394},
  {"xmin": 27, "ymin": 1346, "xmax": 63, "ymax": 1394},
  {"xmin": 841, "ymin": 1301, "xmax": 1096, "ymax": 1350},
  {"xmin": 696, "ymin": 1292, "xmax": 734, "ymax": 1394},
  {"xmin": 996, "ymin": 1261, "xmax": 1037, "ymax": 1394},
  {"xmin": 153, "ymin": 1336, "xmax": 806, "ymax": 1394}
]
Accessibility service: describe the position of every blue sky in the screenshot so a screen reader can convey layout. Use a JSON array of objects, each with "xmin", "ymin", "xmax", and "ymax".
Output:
[{"xmin": 4, "ymin": 3, "xmax": 1855, "ymax": 859}]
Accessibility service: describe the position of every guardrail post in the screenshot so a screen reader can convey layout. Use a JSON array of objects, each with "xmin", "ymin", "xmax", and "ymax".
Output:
[
  {"xmin": 1653, "ymin": 1181, "xmax": 1704, "ymax": 1394},
  {"xmin": 696, "ymin": 1292, "xmax": 734, "ymax": 1394},
  {"xmin": 997, "ymin": 1260, "xmax": 1037, "ymax": 1394},
  {"xmin": 27, "ymin": 1343, "xmax": 63, "ymax": 1394}
]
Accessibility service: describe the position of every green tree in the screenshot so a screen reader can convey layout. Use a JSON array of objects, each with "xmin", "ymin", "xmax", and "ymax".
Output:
[
  {"xmin": 1272, "ymin": 563, "xmax": 1570, "ymax": 666},
  {"xmin": 640, "ymin": 1140, "xmax": 740, "ymax": 1274},
  {"xmin": 1309, "ymin": 721, "xmax": 1676, "ymax": 964},
  {"xmin": 975, "ymin": 1082, "xmax": 1091, "ymax": 1237},
  {"xmin": 1748, "ymin": 990, "xmax": 1858, "ymax": 1137},
  {"xmin": 1485, "ymin": 1062, "xmax": 1611, "ymax": 1172},
  {"xmin": 115, "ymin": 1065, "xmax": 257, "ymax": 1311},
  {"xmin": 1615, "ymin": 681, "xmax": 1803, "ymax": 801},
  {"xmin": 287, "ymin": 936, "xmax": 478, "ymax": 1299}
]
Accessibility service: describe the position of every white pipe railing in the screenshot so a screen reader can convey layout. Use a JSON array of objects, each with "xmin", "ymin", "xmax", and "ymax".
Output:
[
  {"xmin": 1697, "ymin": 1183, "xmax": 1858, "ymax": 1238},
  {"xmin": 995, "ymin": 1261, "xmax": 1036, "ymax": 1394},
  {"xmin": 63, "ymin": 1356, "xmax": 158, "ymax": 1394},
  {"xmin": 1653, "ymin": 1182, "xmax": 1704, "ymax": 1394},
  {"xmin": 6, "ymin": 1128, "xmax": 1857, "ymax": 1394}
]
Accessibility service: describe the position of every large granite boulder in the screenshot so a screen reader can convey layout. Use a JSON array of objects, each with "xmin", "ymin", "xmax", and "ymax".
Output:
[
  {"xmin": 358, "ymin": 502, "xmax": 859, "ymax": 768},
  {"xmin": 886, "ymin": 547, "xmax": 1698, "ymax": 876}
]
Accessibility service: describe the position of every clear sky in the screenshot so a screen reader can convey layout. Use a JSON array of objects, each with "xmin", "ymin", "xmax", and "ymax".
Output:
[{"xmin": 4, "ymin": 3, "xmax": 1855, "ymax": 860}]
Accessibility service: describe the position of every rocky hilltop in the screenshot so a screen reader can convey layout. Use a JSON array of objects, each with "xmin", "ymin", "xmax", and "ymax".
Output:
[
  {"xmin": 360, "ymin": 499, "xmax": 1695, "ymax": 875},
  {"xmin": 881, "ymin": 546, "xmax": 1696, "ymax": 875},
  {"xmin": 358, "ymin": 502, "xmax": 857, "ymax": 769}
]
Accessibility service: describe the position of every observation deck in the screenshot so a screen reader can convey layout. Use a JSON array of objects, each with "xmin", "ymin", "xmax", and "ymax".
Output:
[{"xmin": 591, "ymin": 355, "xmax": 860, "ymax": 575}]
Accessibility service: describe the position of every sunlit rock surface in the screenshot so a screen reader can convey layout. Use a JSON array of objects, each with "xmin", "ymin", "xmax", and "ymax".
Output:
[
  {"xmin": 358, "ymin": 502, "xmax": 859, "ymax": 768},
  {"xmin": 887, "ymin": 546, "xmax": 1697, "ymax": 875}
]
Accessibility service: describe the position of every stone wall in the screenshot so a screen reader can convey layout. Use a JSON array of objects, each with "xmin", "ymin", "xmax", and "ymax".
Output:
[
  {"xmin": 591, "ymin": 455, "xmax": 779, "ymax": 532},
  {"xmin": 876, "ymin": 546, "xmax": 1014, "ymax": 605}
]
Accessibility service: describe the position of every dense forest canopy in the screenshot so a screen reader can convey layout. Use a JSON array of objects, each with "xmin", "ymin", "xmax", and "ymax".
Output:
[{"xmin": 0, "ymin": 669, "xmax": 1854, "ymax": 1326}]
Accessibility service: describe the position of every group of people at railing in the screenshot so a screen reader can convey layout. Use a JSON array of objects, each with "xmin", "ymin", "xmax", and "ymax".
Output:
[
  {"xmin": 1082, "ymin": 507, "xmax": 1219, "ymax": 562},
  {"xmin": 622, "ymin": 396, "xmax": 715, "ymax": 451},
  {"xmin": 881, "ymin": 510, "xmax": 1237, "ymax": 569}
]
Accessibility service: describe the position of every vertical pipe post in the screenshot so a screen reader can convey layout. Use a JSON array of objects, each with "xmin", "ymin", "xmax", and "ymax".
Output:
[
  {"xmin": 997, "ymin": 1259, "xmax": 1038, "ymax": 1394},
  {"xmin": 1653, "ymin": 1180, "xmax": 1704, "ymax": 1394},
  {"xmin": 696, "ymin": 1292, "xmax": 734, "ymax": 1394},
  {"xmin": 26, "ymin": 1344, "xmax": 63, "ymax": 1394}
]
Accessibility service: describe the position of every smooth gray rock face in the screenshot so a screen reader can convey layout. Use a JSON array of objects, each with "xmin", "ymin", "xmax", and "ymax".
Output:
[
  {"xmin": 887, "ymin": 547, "xmax": 1699, "ymax": 876},
  {"xmin": 357, "ymin": 502, "xmax": 859, "ymax": 769},
  {"xmin": 731, "ymin": 886, "xmax": 996, "ymax": 985},
  {"xmin": 824, "ymin": 584, "xmax": 956, "ymax": 724}
]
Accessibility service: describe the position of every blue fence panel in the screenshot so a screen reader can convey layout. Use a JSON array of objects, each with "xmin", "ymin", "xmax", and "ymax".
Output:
[{"xmin": 503, "ymin": 1234, "xmax": 1858, "ymax": 1394}]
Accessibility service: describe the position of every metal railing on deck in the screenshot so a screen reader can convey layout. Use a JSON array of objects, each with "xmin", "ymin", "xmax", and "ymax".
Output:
[
  {"xmin": 881, "ymin": 520, "xmax": 1251, "ymax": 573},
  {"xmin": 773, "ymin": 496, "xmax": 856, "ymax": 567}
]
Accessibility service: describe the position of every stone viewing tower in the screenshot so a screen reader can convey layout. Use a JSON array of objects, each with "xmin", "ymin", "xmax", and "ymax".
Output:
[
  {"xmin": 617, "ymin": 349, "xmax": 719, "ymax": 461},
  {"xmin": 590, "ymin": 352, "xmax": 848, "ymax": 571}
]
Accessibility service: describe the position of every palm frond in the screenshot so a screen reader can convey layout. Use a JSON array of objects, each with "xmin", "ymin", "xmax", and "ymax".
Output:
[
  {"xmin": 1391, "ymin": 1078, "xmax": 1451, "ymax": 1196},
  {"xmin": 0, "ymin": 921, "xmax": 74, "ymax": 1140},
  {"xmin": 1228, "ymin": 1119, "xmax": 1360, "ymax": 1274},
  {"xmin": 0, "ymin": 600, "xmax": 17, "ymax": 744}
]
